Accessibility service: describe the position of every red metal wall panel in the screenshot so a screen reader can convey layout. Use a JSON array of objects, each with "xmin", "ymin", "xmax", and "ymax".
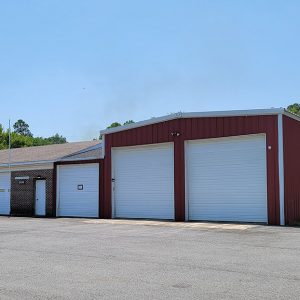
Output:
[
  {"xmin": 102, "ymin": 115, "xmax": 280, "ymax": 225},
  {"xmin": 283, "ymin": 115, "xmax": 300, "ymax": 225}
]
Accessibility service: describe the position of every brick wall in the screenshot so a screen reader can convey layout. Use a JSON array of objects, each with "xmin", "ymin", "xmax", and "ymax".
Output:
[{"xmin": 11, "ymin": 169, "xmax": 54, "ymax": 217}]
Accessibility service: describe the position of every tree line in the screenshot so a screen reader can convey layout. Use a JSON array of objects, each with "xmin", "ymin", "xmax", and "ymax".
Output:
[
  {"xmin": 2, "ymin": 105, "xmax": 300, "ymax": 150},
  {"xmin": 0, "ymin": 119, "xmax": 67, "ymax": 149}
]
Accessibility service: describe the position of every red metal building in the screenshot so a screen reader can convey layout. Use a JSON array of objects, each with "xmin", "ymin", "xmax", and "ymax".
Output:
[{"xmin": 100, "ymin": 108, "xmax": 300, "ymax": 225}]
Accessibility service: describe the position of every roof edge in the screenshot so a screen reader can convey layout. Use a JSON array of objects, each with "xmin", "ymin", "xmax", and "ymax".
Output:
[
  {"xmin": 61, "ymin": 142, "xmax": 102, "ymax": 159},
  {"xmin": 282, "ymin": 109, "xmax": 300, "ymax": 122},
  {"xmin": 0, "ymin": 160, "xmax": 55, "ymax": 167},
  {"xmin": 100, "ymin": 108, "xmax": 285, "ymax": 135}
]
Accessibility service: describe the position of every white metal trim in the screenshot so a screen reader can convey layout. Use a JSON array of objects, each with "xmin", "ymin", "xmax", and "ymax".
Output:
[
  {"xmin": 56, "ymin": 165, "xmax": 60, "ymax": 215},
  {"xmin": 100, "ymin": 108, "xmax": 285, "ymax": 135},
  {"xmin": 101, "ymin": 134, "xmax": 105, "ymax": 159},
  {"xmin": 59, "ymin": 157, "xmax": 99, "ymax": 162},
  {"xmin": 184, "ymin": 141, "xmax": 189, "ymax": 221},
  {"xmin": 278, "ymin": 114, "xmax": 285, "ymax": 225},
  {"xmin": 111, "ymin": 148, "xmax": 115, "ymax": 218},
  {"xmin": 283, "ymin": 109, "xmax": 300, "ymax": 122},
  {"xmin": 0, "ymin": 159, "xmax": 55, "ymax": 167}
]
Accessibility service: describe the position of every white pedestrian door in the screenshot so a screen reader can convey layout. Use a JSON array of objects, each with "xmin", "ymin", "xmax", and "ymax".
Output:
[
  {"xmin": 0, "ymin": 172, "xmax": 10, "ymax": 215},
  {"xmin": 35, "ymin": 180, "xmax": 46, "ymax": 216}
]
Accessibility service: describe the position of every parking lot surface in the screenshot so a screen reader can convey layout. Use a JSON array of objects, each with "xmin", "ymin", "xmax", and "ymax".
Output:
[{"xmin": 0, "ymin": 217, "xmax": 299, "ymax": 299}]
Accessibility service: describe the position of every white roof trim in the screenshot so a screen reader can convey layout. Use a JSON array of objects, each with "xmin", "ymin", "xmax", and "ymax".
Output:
[
  {"xmin": 100, "ymin": 108, "xmax": 287, "ymax": 135},
  {"xmin": 59, "ymin": 157, "xmax": 100, "ymax": 162},
  {"xmin": 282, "ymin": 109, "xmax": 300, "ymax": 122},
  {"xmin": 0, "ymin": 159, "xmax": 55, "ymax": 167}
]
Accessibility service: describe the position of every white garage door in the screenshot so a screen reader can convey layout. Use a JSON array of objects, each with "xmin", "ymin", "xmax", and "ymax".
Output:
[
  {"xmin": 112, "ymin": 143, "xmax": 174, "ymax": 219},
  {"xmin": 0, "ymin": 172, "xmax": 10, "ymax": 215},
  {"xmin": 186, "ymin": 134, "xmax": 268, "ymax": 223},
  {"xmin": 57, "ymin": 164, "xmax": 99, "ymax": 217}
]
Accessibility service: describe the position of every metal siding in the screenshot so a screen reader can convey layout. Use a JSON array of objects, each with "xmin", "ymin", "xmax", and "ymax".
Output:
[
  {"xmin": 174, "ymin": 119, "xmax": 185, "ymax": 220},
  {"xmin": 283, "ymin": 115, "xmax": 300, "ymax": 225},
  {"xmin": 103, "ymin": 115, "xmax": 280, "ymax": 224}
]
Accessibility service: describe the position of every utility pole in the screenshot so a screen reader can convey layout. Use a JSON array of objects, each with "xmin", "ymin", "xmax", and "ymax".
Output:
[{"xmin": 8, "ymin": 119, "xmax": 11, "ymax": 199}]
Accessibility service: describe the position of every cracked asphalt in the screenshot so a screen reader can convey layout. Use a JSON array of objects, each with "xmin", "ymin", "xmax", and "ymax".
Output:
[{"xmin": 0, "ymin": 217, "xmax": 299, "ymax": 299}]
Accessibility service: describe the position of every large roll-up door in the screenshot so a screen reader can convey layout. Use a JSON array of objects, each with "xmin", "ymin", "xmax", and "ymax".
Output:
[
  {"xmin": 112, "ymin": 143, "xmax": 174, "ymax": 220},
  {"xmin": 185, "ymin": 134, "xmax": 268, "ymax": 223}
]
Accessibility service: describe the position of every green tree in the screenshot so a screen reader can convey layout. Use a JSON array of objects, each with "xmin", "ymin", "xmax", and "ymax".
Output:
[
  {"xmin": 0, "ymin": 120, "xmax": 67, "ymax": 149},
  {"xmin": 123, "ymin": 120, "xmax": 135, "ymax": 125},
  {"xmin": 44, "ymin": 134, "xmax": 67, "ymax": 144},
  {"xmin": 13, "ymin": 119, "xmax": 33, "ymax": 137},
  {"xmin": 287, "ymin": 103, "xmax": 300, "ymax": 116},
  {"xmin": 0, "ymin": 124, "xmax": 7, "ymax": 150},
  {"xmin": 107, "ymin": 122, "xmax": 122, "ymax": 129},
  {"xmin": 10, "ymin": 132, "xmax": 33, "ymax": 148}
]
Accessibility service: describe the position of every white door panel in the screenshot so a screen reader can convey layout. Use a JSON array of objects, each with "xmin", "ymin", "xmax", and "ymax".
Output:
[
  {"xmin": 112, "ymin": 143, "xmax": 174, "ymax": 219},
  {"xmin": 186, "ymin": 135, "xmax": 268, "ymax": 223},
  {"xmin": 35, "ymin": 180, "xmax": 46, "ymax": 216},
  {"xmin": 57, "ymin": 164, "xmax": 99, "ymax": 217}
]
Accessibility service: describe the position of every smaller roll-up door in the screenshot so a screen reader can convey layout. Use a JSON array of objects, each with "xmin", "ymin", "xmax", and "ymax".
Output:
[
  {"xmin": 0, "ymin": 172, "xmax": 10, "ymax": 215},
  {"xmin": 185, "ymin": 134, "xmax": 268, "ymax": 223},
  {"xmin": 57, "ymin": 164, "xmax": 99, "ymax": 217}
]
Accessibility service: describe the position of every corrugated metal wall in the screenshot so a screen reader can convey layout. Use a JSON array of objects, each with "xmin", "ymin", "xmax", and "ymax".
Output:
[
  {"xmin": 103, "ymin": 115, "xmax": 280, "ymax": 225},
  {"xmin": 283, "ymin": 115, "xmax": 300, "ymax": 225}
]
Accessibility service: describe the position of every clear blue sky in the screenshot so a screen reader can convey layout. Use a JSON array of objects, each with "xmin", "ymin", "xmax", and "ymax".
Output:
[{"xmin": 0, "ymin": 0, "xmax": 299, "ymax": 141}]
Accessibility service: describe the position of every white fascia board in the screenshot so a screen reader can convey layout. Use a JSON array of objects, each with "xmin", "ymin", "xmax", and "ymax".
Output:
[
  {"xmin": 278, "ymin": 114, "xmax": 285, "ymax": 225},
  {"xmin": 101, "ymin": 134, "xmax": 105, "ymax": 159},
  {"xmin": 0, "ymin": 159, "xmax": 55, "ymax": 167},
  {"xmin": 100, "ymin": 108, "xmax": 285, "ymax": 135},
  {"xmin": 183, "ymin": 108, "xmax": 284, "ymax": 118},
  {"xmin": 58, "ymin": 157, "xmax": 100, "ymax": 162}
]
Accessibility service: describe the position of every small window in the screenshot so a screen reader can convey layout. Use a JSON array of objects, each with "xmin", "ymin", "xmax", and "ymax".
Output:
[{"xmin": 77, "ymin": 184, "xmax": 84, "ymax": 191}]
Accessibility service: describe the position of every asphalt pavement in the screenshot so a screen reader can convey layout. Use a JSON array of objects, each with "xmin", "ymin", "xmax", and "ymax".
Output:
[{"xmin": 0, "ymin": 217, "xmax": 299, "ymax": 300}]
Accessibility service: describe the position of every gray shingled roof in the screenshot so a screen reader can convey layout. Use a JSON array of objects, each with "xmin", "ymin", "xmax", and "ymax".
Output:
[{"xmin": 0, "ymin": 141, "xmax": 100, "ymax": 165}]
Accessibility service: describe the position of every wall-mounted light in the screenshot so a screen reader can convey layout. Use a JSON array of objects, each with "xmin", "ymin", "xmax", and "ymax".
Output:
[{"xmin": 171, "ymin": 132, "xmax": 181, "ymax": 137}]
